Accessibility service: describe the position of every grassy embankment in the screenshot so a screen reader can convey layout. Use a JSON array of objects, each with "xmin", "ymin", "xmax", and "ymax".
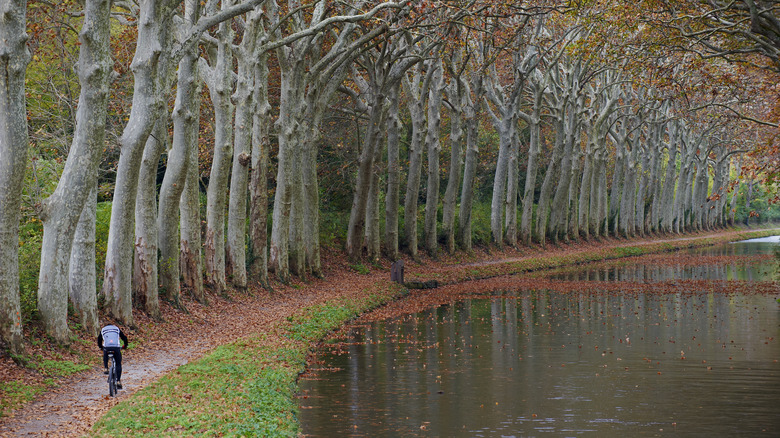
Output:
[{"xmin": 87, "ymin": 227, "xmax": 778, "ymax": 436}]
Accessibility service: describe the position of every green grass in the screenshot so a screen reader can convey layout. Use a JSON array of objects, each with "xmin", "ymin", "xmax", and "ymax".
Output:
[
  {"xmin": 36, "ymin": 358, "xmax": 90, "ymax": 377},
  {"xmin": 0, "ymin": 381, "xmax": 46, "ymax": 417},
  {"xmin": 349, "ymin": 263, "xmax": 371, "ymax": 274},
  {"xmin": 0, "ymin": 357, "xmax": 91, "ymax": 417}
]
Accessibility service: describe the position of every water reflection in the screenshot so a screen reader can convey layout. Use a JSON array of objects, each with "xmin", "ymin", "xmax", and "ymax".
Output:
[
  {"xmin": 548, "ymin": 240, "xmax": 778, "ymax": 282},
  {"xmin": 300, "ymin": 243, "xmax": 780, "ymax": 437}
]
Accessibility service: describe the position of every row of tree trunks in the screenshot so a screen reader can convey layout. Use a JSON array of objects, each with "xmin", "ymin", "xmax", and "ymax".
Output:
[{"xmin": 36, "ymin": 0, "xmax": 111, "ymax": 343}]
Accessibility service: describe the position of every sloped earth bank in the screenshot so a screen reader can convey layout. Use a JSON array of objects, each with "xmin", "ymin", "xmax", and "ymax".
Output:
[{"xmin": 1, "ymin": 228, "xmax": 778, "ymax": 436}]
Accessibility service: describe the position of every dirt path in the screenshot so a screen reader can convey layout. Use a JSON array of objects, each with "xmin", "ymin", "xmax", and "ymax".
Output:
[{"xmin": 1, "ymin": 229, "xmax": 776, "ymax": 437}]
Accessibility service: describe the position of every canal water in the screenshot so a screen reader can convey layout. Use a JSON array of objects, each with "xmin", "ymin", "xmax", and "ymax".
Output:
[{"xmin": 299, "ymin": 240, "xmax": 780, "ymax": 437}]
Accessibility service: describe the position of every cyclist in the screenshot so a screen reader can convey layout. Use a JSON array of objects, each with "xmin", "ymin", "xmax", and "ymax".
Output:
[{"xmin": 97, "ymin": 324, "xmax": 128, "ymax": 389}]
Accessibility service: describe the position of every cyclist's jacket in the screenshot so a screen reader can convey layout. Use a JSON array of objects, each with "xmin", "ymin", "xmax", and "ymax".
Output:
[{"xmin": 97, "ymin": 325, "xmax": 128, "ymax": 349}]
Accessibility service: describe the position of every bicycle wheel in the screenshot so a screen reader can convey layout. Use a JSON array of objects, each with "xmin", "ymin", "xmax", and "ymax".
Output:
[{"xmin": 108, "ymin": 357, "xmax": 117, "ymax": 397}]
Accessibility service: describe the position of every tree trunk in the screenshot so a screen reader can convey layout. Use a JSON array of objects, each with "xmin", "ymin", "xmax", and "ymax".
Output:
[
  {"xmin": 424, "ymin": 60, "xmax": 444, "ymax": 255},
  {"xmin": 520, "ymin": 118, "xmax": 540, "ymax": 246},
  {"xmin": 504, "ymin": 124, "xmax": 520, "ymax": 246},
  {"xmin": 102, "ymin": 0, "xmax": 170, "ymax": 327},
  {"xmin": 535, "ymin": 128, "xmax": 563, "ymax": 245},
  {"xmin": 365, "ymin": 133, "xmax": 384, "ymax": 262},
  {"xmin": 402, "ymin": 70, "xmax": 428, "ymax": 258},
  {"xmin": 227, "ymin": 21, "xmax": 258, "ymax": 289},
  {"xmin": 490, "ymin": 117, "xmax": 515, "ymax": 245},
  {"xmin": 549, "ymin": 109, "xmax": 578, "ymax": 244},
  {"xmin": 0, "ymin": 0, "xmax": 28, "ymax": 356},
  {"xmin": 729, "ymin": 158, "xmax": 740, "ymax": 225},
  {"xmin": 203, "ymin": 9, "xmax": 235, "ymax": 293},
  {"xmin": 159, "ymin": 0, "xmax": 200, "ymax": 303},
  {"xmin": 270, "ymin": 51, "xmax": 304, "ymax": 282},
  {"xmin": 578, "ymin": 144, "xmax": 593, "ymax": 238},
  {"xmin": 441, "ymin": 79, "xmax": 465, "ymax": 254},
  {"xmin": 620, "ymin": 140, "xmax": 638, "ymax": 237},
  {"xmin": 609, "ymin": 145, "xmax": 625, "ymax": 236},
  {"xmin": 596, "ymin": 153, "xmax": 609, "ymax": 237},
  {"xmin": 588, "ymin": 148, "xmax": 602, "ymax": 238},
  {"xmin": 346, "ymin": 95, "xmax": 386, "ymax": 259},
  {"xmin": 248, "ymin": 50, "xmax": 270, "ymax": 287},
  {"xmin": 458, "ymin": 78, "xmax": 481, "ymax": 252},
  {"xmin": 659, "ymin": 124, "xmax": 679, "ymax": 233},
  {"xmin": 69, "ymin": 183, "xmax": 99, "ymax": 337},
  {"xmin": 133, "ymin": 121, "xmax": 165, "ymax": 318},
  {"xmin": 179, "ymin": 100, "xmax": 204, "ymax": 302},
  {"xmin": 385, "ymin": 82, "xmax": 401, "ymax": 260},
  {"xmin": 567, "ymin": 146, "xmax": 582, "ymax": 241},
  {"xmin": 36, "ymin": 0, "xmax": 110, "ymax": 344}
]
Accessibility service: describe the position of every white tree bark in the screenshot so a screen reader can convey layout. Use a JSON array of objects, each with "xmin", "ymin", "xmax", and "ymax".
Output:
[
  {"xmin": 69, "ymin": 183, "xmax": 99, "ymax": 337},
  {"xmin": 202, "ymin": 3, "xmax": 235, "ymax": 293},
  {"xmin": 37, "ymin": 0, "xmax": 111, "ymax": 343},
  {"xmin": 658, "ymin": 120, "xmax": 679, "ymax": 233},
  {"xmin": 402, "ymin": 63, "xmax": 430, "ymax": 258},
  {"xmin": 0, "ymin": 0, "xmax": 29, "ymax": 354},
  {"xmin": 159, "ymin": 0, "xmax": 200, "ymax": 304},
  {"xmin": 102, "ymin": 0, "xmax": 172, "ymax": 326},
  {"xmin": 458, "ymin": 75, "xmax": 482, "ymax": 251},
  {"xmin": 179, "ymin": 96, "xmax": 204, "ymax": 301},
  {"xmin": 133, "ymin": 120, "xmax": 166, "ymax": 318},
  {"xmin": 345, "ymin": 78, "xmax": 387, "ymax": 258},
  {"xmin": 484, "ymin": 59, "xmax": 525, "ymax": 246},
  {"xmin": 227, "ymin": 11, "xmax": 262, "ymax": 289},
  {"xmin": 249, "ymin": 42, "xmax": 271, "ymax": 287},
  {"xmin": 385, "ymin": 82, "xmax": 402, "ymax": 259},
  {"xmin": 519, "ymin": 73, "xmax": 545, "ymax": 245},
  {"xmin": 345, "ymin": 38, "xmax": 419, "ymax": 259},
  {"xmin": 423, "ymin": 58, "xmax": 444, "ymax": 255},
  {"xmin": 442, "ymin": 71, "xmax": 466, "ymax": 254}
]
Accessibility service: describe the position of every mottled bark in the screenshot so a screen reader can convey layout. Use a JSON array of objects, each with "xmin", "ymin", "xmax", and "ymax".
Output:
[
  {"xmin": 535, "ymin": 127, "xmax": 564, "ymax": 245},
  {"xmin": 227, "ymin": 13, "xmax": 261, "ymax": 289},
  {"xmin": 248, "ymin": 49, "xmax": 270, "ymax": 287},
  {"xmin": 103, "ymin": 0, "xmax": 172, "ymax": 327},
  {"xmin": 441, "ymin": 75, "xmax": 465, "ymax": 254},
  {"xmin": 423, "ymin": 59, "xmax": 444, "ymax": 255},
  {"xmin": 346, "ymin": 88, "xmax": 387, "ymax": 259},
  {"xmin": 202, "ymin": 5, "xmax": 235, "ymax": 293},
  {"xmin": 36, "ymin": 0, "xmax": 110, "ymax": 343},
  {"xmin": 69, "ymin": 184, "xmax": 99, "ymax": 337},
  {"xmin": 179, "ymin": 105, "xmax": 204, "ymax": 302},
  {"xmin": 385, "ymin": 83, "xmax": 402, "ymax": 259},
  {"xmin": 458, "ymin": 76, "xmax": 481, "ymax": 252},
  {"xmin": 402, "ymin": 65, "xmax": 430, "ymax": 258},
  {"xmin": 159, "ymin": 0, "xmax": 200, "ymax": 304},
  {"xmin": 134, "ymin": 120, "xmax": 165, "ymax": 318},
  {"xmin": 0, "ymin": 0, "xmax": 28, "ymax": 356}
]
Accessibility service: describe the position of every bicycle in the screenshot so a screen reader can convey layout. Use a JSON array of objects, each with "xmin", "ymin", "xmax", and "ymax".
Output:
[{"xmin": 106, "ymin": 350, "xmax": 118, "ymax": 397}]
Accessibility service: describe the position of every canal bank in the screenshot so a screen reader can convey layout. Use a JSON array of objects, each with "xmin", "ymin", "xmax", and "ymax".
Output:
[
  {"xmin": 94, "ymin": 227, "xmax": 779, "ymax": 437},
  {"xmin": 2, "ymin": 227, "xmax": 778, "ymax": 436}
]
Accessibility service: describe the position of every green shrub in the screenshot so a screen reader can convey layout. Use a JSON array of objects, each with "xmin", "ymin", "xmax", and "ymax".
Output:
[{"xmin": 18, "ymin": 219, "xmax": 43, "ymax": 322}]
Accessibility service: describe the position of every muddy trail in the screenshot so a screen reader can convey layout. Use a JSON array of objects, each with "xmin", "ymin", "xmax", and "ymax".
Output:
[{"xmin": 0, "ymin": 229, "xmax": 776, "ymax": 437}]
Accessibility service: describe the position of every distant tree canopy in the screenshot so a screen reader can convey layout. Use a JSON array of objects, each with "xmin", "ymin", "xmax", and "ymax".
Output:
[{"xmin": 1, "ymin": 0, "xmax": 778, "ymax": 351}]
